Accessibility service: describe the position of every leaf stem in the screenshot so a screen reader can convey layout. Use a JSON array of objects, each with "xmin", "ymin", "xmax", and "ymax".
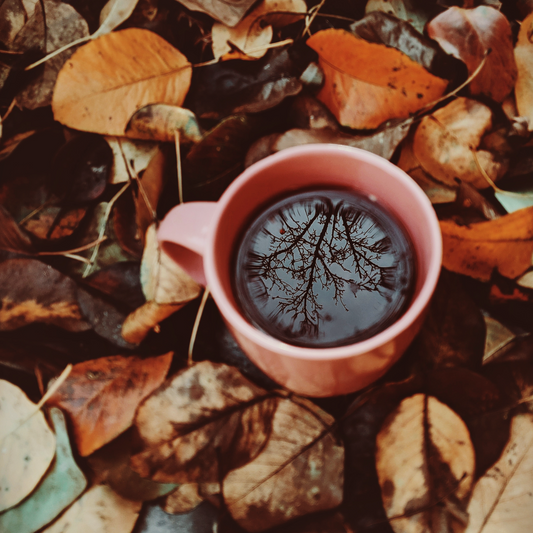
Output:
[
  {"xmin": 25, "ymin": 36, "xmax": 92, "ymax": 70},
  {"xmin": 175, "ymin": 130, "xmax": 183, "ymax": 204},
  {"xmin": 188, "ymin": 287, "xmax": 210, "ymax": 366}
]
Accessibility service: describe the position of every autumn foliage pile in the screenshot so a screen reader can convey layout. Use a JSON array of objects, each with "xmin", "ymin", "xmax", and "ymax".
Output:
[{"xmin": 2, "ymin": 0, "xmax": 533, "ymax": 532}]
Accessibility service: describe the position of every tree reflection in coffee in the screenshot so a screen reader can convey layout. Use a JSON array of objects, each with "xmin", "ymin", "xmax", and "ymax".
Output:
[{"xmin": 233, "ymin": 189, "xmax": 417, "ymax": 348}]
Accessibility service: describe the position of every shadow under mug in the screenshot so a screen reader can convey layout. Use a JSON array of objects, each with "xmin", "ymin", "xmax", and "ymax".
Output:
[{"xmin": 158, "ymin": 144, "xmax": 442, "ymax": 397}]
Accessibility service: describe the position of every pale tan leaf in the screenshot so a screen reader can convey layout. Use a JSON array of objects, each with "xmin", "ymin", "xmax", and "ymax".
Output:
[
  {"xmin": 175, "ymin": 0, "xmax": 258, "ymax": 26},
  {"xmin": 517, "ymin": 270, "xmax": 533, "ymax": 289},
  {"xmin": 376, "ymin": 394, "xmax": 475, "ymax": 533},
  {"xmin": 465, "ymin": 414, "xmax": 533, "ymax": 533},
  {"xmin": 224, "ymin": 397, "xmax": 344, "ymax": 532},
  {"xmin": 515, "ymin": 12, "xmax": 533, "ymax": 130},
  {"xmin": 41, "ymin": 484, "xmax": 141, "ymax": 533},
  {"xmin": 105, "ymin": 137, "xmax": 159, "ymax": 184},
  {"xmin": 52, "ymin": 28, "xmax": 191, "ymax": 135},
  {"xmin": 164, "ymin": 484, "xmax": 205, "ymax": 514},
  {"xmin": 0, "ymin": 380, "xmax": 56, "ymax": 512},
  {"xmin": 96, "ymin": 0, "xmax": 139, "ymax": 38},
  {"xmin": 483, "ymin": 316, "xmax": 516, "ymax": 364}
]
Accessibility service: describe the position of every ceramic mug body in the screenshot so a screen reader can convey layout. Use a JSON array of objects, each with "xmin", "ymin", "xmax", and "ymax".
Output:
[{"xmin": 158, "ymin": 144, "xmax": 442, "ymax": 397}]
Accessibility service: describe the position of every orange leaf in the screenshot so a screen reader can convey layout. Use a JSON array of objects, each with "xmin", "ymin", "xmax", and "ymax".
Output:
[
  {"xmin": 47, "ymin": 352, "xmax": 173, "ymax": 456},
  {"xmin": 440, "ymin": 207, "xmax": 533, "ymax": 282},
  {"xmin": 52, "ymin": 28, "xmax": 191, "ymax": 135},
  {"xmin": 306, "ymin": 29, "xmax": 448, "ymax": 129},
  {"xmin": 515, "ymin": 12, "xmax": 533, "ymax": 130}
]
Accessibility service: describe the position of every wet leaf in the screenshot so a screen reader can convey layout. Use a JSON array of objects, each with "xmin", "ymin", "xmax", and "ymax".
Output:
[
  {"xmin": 175, "ymin": 0, "xmax": 258, "ymax": 26},
  {"xmin": 41, "ymin": 484, "xmax": 142, "ymax": 533},
  {"xmin": 515, "ymin": 12, "xmax": 533, "ymax": 130},
  {"xmin": 223, "ymin": 396, "xmax": 344, "ymax": 532},
  {"xmin": 0, "ymin": 408, "xmax": 87, "ymax": 533},
  {"xmin": 365, "ymin": 0, "xmax": 433, "ymax": 33},
  {"xmin": 413, "ymin": 97, "xmax": 507, "ymax": 190},
  {"xmin": 0, "ymin": 380, "xmax": 56, "ymax": 512},
  {"xmin": 427, "ymin": 6, "xmax": 517, "ymax": 102},
  {"xmin": 130, "ymin": 361, "xmax": 278, "ymax": 483},
  {"xmin": 52, "ymin": 28, "xmax": 192, "ymax": 135},
  {"xmin": 376, "ymin": 394, "xmax": 475, "ymax": 533},
  {"xmin": 440, "ymin": 207, "xmax": 533, "ymax": 281},
  {"xmin": 47, "ymin": 352, "xmax": 172, "ymax": 456},
  {"xmin": 125, "ymin": 104, "xmax": 202, "ymax": 143},
  {"xmin": 306, "ymin": 28, "xmax": 448, "ymax": 129},
  {"xmin": 95, "ymin": 0, "xmax": 140, "ymax": 38}
]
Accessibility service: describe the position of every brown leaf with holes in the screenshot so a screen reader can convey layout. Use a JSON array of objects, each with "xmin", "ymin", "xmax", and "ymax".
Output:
[
  {"xmin": 47, "ymin": 352, "xmax": 172, "ymax": 456},
  {"xmin": 306, "ymin": 29, "xmax": 448, "ymax": 129}
]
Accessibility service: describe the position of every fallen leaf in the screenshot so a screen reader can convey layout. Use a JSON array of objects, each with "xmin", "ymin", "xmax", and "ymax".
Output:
[
  {"xmin": 0, "ymin": 380, "xmax": 56, "ymax": 512},
  {"xmin": 125, "ymin": 104, "xmax": 202, "ymax": 143},
  {"xmin": 514, "ymin": 12, "xmax": 533, "ymax": 129},
  {"xmin": 427, "ymin": 6, "xmax": 517, "ymax": 102},
  {"xmin": 175, "ymin": 0, "xmax": 258, "ymax": 26},
  {"xmin": 95, "ymin": 0, "xmax": 140, "ymax": 38},
  {"xmin": 41, "ymin": 484, "xmax": 142, "ymax": 533},
  {"xmin": 288, "ymin": 94, "xmax": 339, "ymax": 130},
  {"xmin": 365, "ymin": 0, "xmax": 433, "ymax": 33},
  {"xmin": 130, "ymin": 361, "xmax": 278, "ymax": 483},
  {"xmin": 0, "ymin": 204, "xmax": 33, "ymax": 253},
  {"xmin": 483, "ymin": 316, "xmax": 516, "ymax": 363},
  {"xmin": 517, "ymin": 270, "xmax": 533, "ymax": 290},
  {"xmin": 0, "ymin": 131, "xmax": 37, "ymax": 162},
  {"xmin": 212, "ymin": 0, "xmax": 306, "ymax": 60},
  {"xmin": 104, "ymin": 137, "xmax": 159, "ymax": 184},
  {"xmin": 413, "ymin": 97, "xmax": 507, "ymax": 189},
  {"xmin": 223, "ymin": 396, "xmax": 344, "ymax": 532},
  {"xmin": 453, "ymin": 179, "xmax": 501, "ymax": 222},
  {"xmin": 440, "ymin": 207, "xmax": 533, "ymax": 281},
  {"xmin": 52, "ymin": 28, "xmax": 192, "ymax": 135},
  {"xmin": 47, "ymin": 352, "xmax": 172, "ymax": 456},
  {"xmin": 306, "ymin": 28, "xmax": 448, "ymax": 129},
  {"xmin": 0, "ymin": 0, "xmax": 25, "ymax": 47},
  {"xmin": 164, "ymin": 484, "xmax": 205, "ymax": 513},
  {"xmin": 0, "ymin": 407, "xmax": 87, "ymax": 533},
  {"xmin": 494, "ymin": 187, "xmax": 533, "ymax": 213},
  {"xmin": 376, "ymin": 394, "xmax": 475, "ymax": 533},
  {"xmin": 464, "ymin": 414, "xmax": 533, "ymax": 533}
]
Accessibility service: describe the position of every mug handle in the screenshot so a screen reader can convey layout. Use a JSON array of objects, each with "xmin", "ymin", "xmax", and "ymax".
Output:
[{"xmin": 157, "ymin": 202, "xmax": 217, "ymax": 286}]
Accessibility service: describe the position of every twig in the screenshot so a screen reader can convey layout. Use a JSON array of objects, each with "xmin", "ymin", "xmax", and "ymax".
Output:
[
  {"xmin": 25, "ymin": 36, "xmax": 91, "ymax": 70},
  {"xmin": 175, "ymin": 130, "xmax": 183, "ymax": 204},
  {"xmin": 188, "ymin": 287, "xmax": 210, "ymax": 366},
  {"xmin": 303, "ymin": 0, "xmax": 326, "ymax": 37},
  {"xmin": 18, "ymin": 199, "xmax": 53, "ymax": 226},
  {"xmin": 1, "ymin": 98, "xmax": 17, "ymax": 122},
  {"xmin": 37, "ymin": 236, "xmax": 108, "ymax": 256}
]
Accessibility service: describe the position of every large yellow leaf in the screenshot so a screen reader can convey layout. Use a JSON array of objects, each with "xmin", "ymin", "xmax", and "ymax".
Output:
[
  {"xmin": 52, "ymin": 28, "xmax": 191, "ymax": 135},
  {"xmin": 306, "ymin": 29, "xmax": 448, "ymax": 129}
]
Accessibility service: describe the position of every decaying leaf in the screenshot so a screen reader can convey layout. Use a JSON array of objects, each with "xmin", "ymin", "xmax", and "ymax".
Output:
[
  {"xmin": 440, "ymin": 207, "xmax": 533, "ymax": 281},
  {"xmin": 0, "ymin": 408, "xmax": 87, "ymax": 533},
  {"xmin": 306, "ymin": 29, "xmax": 448, "ymax": 129},
  {"xmin": 223, "ymin": 396, "xmax": 344, "ymax": 532},
  {"xmin": 41, "ymin": 484, "xmax": 142, "ymax": 533},
  {"xmin": 175, "ymin": 0, "xmax": 258, "ymax": 26},
  {"xmin": 130, "ymin": 361, "xmax": 278, "ymax": 483},
  {"xmin": 376, "ymin": 394, "xmax": 475, "ymax": 533},
  {"xmin": 52, "ymin": 28, "xmax": 192, "ymax": 135},
  {"xmin": 514, "ymin": 11, "xmax": 533, "ymax": 130},
  {"xmin": 427, "ymin": 6, "xmax": 517, "ymax": 102},
  {"xmin": 0, "ymin": 380, "xmax": 56, "ymax": 512},
  {"xmin": 125, "ymin": 104, "xmax": 202, "ymax": 143},
  {"xmin": 365, "ymin": 0, "xmax": 433, "ymax": 33},
  {"xmin": 212, "ymin": 0, "xmax": 306, "ymax": 60},
  {"xmin": 47, "ymin": 352, "xmax": 172, "ymax": 456},
  {"xmin": 465, "ymin": 414, "xmax": 533, "ymax": 533},
  {"xmin": 413, "ymin": 97, "xmax": 507, "ymax": 189},
  {"xmin": 105, "ymin": 137, "xmax": 159, "ymax": 185}
]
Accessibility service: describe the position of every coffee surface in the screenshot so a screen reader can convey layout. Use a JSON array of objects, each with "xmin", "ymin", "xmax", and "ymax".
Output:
[{"xmin": 233, "ymin": 189, "xmax": 416, "ymax": 348}]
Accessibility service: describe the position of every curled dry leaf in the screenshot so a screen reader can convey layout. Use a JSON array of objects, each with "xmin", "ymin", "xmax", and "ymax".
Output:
[
  {"xmin": 130, "ymin": 361, "xmax": 278, "ymax": 483},
  {"xmin": 413, "ymin": 97, "xmax": 507, "ymax": 190},
  {"xmin": 52, "ymin": 28, "xmax": 192, "ymax": 135},
  {"xmin": 223, "ymin": 396, "xmax": 344, "ymax": 532},
  {"xmin": 212, "ymin": 0, "xmax": 306, "ymax": 60},
  {"xmin": 465, "ymin": 414, "xmax": 533, "ymax": 533},
  {"xmin": 125, "ymin": 104, "xmax": 202, "ymax": 143},
  {"xmin": 0, "ymin": 408, "xmax": 87, "ymax": 533},
  {"xmin": 440, "ymin": 207, "xmax": 533, "ymax": 281},
  {"xmin": 41, "ymin": 484, "xmax": 142, "ymax": 533},
  {"xmin": 47, "ymin": 352, "xmax": 172, "ymax": 456},
  {"xmin": 514, "ymin": 12, "xmax": 533, "ymax": 130},
  {"xmin": 175, "ymin": 0, "xmax": 258, "ymax": 26},
  {"xmin": 306, "ymin": 29, "xmax": 448, "ymax": 129},
  {"xmin": 105, "ymin": 136, "xmax": 159, "ymax": 184},
  {"xmin": 376, "ymin": 394, "xmax": 475, "ymax": 533},
  {"xmin": 427, "ymin": 6, "xmax": 517, "ymax": 102},
  {"xmin": 0, "ymin": 380, "xmax": 56, "ymax": 512}
]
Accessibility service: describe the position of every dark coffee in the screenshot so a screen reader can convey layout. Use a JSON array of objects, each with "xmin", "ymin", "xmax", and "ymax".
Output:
[{"xmin": 232, "ymin": 189, "xmax": 416, "ymax": 348}]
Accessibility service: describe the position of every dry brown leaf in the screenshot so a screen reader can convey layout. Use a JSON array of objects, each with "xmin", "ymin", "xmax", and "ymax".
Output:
[
  {"xmin": 440, "ymin": 207, "xmax": 533, "ymax": 281},
  {"xmin": 52, "ymin": 28, "xmax": 191, "ymax": 135},
  {"xmin": 212, "ymin": 0, "xmax": 306, "ymax": 60},
  {"xmin": 47, "ymin": 352, "xmax": 172, "ymax": 456},
  {"xmin": 105, "ymin": 137, "xmax": 159, "ymax": 184},
  {"xmin": 427, "ymin": 6, "xmax": 516, "ymax": 102},
  {"xmin": 376, "ymin": 394, "xmax": 475, "ymax": 533},
  {"xmin": 130, "ymin": 361, "xmax": 278, "ymax": 483},
  {"xmin": 306, "ymin": 29, "xmax": 448, "ymax": 129},
  {"xmin": 164, "ymin": 483, "xmax": 206, "ymax": 513},
  {"xmin": 223, "ymin": 396, "xmax": 344, "ymax": 532},
  {"xmin": 0, "ymin": 380, "xmax": 56, "ymax": 512},
  {"xmin": 483, "ymin": 316, "xmax": 516, "ymax": 364},
  {"xmin": 465, "ymin": 414, "xmax": 533, "ymax": 533},
  {"xmin": 515, "ymin": 12, "xmax": 533, "ymax": 130},
  {"xmin": 41, "ymin": 484, "xmax": 141, "ymax": 533},
  {"xmin": 175, "ymin": 0, "xmax": 258, "ymax": 26},
  {"xmin": 413, "ymin": 97, "xmax": 507, "ymax": 190}
]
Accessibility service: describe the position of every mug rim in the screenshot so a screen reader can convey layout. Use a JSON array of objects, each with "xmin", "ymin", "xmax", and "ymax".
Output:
[{"xmin": 204, "ymin": 144, "xmax": 442, "ymax": 361}]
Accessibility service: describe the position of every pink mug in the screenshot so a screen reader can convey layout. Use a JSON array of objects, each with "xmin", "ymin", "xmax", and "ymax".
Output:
[{"xmin": 158, "ymin": 145, "xmax": 442, "ymax": 397}]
